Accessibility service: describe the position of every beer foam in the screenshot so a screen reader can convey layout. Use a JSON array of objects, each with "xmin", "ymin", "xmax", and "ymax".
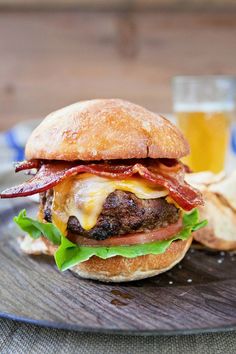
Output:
[{"xmin": 174, "ymin": 102, "xmax": 234, "ymax": 113}]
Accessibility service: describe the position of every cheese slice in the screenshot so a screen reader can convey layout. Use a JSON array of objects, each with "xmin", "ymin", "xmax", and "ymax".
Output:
[{"xmin": 52, "ymin": 173, "xmax": 169, "ymax": 235}]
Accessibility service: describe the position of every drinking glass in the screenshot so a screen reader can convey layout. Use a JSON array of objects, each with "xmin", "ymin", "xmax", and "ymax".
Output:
[{"xmin": 172, "ymin": 76, "xmax": 236, "ymax": 173}]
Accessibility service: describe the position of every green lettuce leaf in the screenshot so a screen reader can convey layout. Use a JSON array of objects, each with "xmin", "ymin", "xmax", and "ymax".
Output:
[
  {"xmin": 14, "ymin": 208, "xmax": 207, "ymax": 271},
  {"xmin": 55, "ymin": 209, "xmax": 207, "ymax": 271},
  {"xmin": 14, "ymin": 209, "xmax": 61, "ymax": 245}
]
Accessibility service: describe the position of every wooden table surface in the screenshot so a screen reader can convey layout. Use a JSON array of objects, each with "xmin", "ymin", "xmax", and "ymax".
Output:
[
  {"xmin": 0, "ymin": 200, "xmax": 236, "ymax": 334},
  {"xmin": 0, "ymin": 8, "xmax": 236, "ymax": 130}
]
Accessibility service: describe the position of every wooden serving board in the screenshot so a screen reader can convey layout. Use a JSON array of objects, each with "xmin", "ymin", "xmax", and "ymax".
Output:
[{"xmin": 0, "ymin": 201, "xmax": 236, "ymax": 335}]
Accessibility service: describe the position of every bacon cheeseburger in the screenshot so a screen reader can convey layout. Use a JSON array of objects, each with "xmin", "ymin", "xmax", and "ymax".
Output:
[{"xmin": 0, "ymin": 99, "xmax": 206, "ymax": 282}]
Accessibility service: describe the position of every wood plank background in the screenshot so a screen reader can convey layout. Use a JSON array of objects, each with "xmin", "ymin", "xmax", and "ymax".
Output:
[
  {"xmin": 0, "ymin": 8, "xmax": 236, "ymax": 129},
  {"xmin": 1, "ymin": 1, "xmax": 236, "ymax": 10}
]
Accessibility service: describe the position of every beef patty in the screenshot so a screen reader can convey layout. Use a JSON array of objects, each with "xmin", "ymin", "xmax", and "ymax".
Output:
[{"xmin": 41, "ymin": 189, "xmax": 180, "ymax": 240}]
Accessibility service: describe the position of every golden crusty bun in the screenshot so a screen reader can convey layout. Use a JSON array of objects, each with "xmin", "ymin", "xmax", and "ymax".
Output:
[
  {"xmin": 186, "ymin": 171, "xmax": 236, "ymax": 251},
  {"xmin": 19, "ymin": 235, "xmax": 192, "ymax": 282},
  {"xmin": 25, "ymin": 99, "xmax": 189, "ymax": 161}
]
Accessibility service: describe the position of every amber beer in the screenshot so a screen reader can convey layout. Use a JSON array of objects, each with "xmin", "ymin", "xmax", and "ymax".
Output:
[
  {"xmin": 173, "ymin": 76, "xmax": 235, "ymax": 173},
  {"xmin": 177, "ymin": 107, "xmax": 231, "ymax": 173}
]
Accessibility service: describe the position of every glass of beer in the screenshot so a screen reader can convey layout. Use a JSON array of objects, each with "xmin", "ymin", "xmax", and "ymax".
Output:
[{"xmin": 172, "ymin": 76, "xmax": 235, "ymax": 173}]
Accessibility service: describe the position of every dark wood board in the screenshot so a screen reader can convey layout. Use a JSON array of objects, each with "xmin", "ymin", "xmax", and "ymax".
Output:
[{"xmin": 0, "ymin": 200, "xmax": 236, "ymax": 335}]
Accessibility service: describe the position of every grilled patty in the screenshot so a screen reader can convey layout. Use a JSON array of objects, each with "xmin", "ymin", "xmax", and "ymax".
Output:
[{"xmin": 41, "ymin": 189, "xmax": 180, "ymax": 240}]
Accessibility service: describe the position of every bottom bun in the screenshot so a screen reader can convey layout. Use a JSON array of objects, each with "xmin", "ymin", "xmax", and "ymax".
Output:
[
  {"xmin": 71, "ymin": 237, "xmax": 193, "ymax": 282},
  {"xmin": 19, "ymin": 234, "xmax": 192, "ymax": 282}
]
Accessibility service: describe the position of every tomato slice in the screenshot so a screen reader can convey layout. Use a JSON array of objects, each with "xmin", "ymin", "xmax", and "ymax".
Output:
[{"xmin": 71, "ymin": 217, "xmax": 182, "ymax": 247}]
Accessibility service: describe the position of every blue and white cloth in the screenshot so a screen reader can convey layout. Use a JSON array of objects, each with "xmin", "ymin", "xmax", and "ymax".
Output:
[
  {"xmin": 0, "ymin": 119, "xmax": 40, "ymax": 168},
  {"xmin": 0, "ymin": 119, "xmax": 40, "ymax": 193},
  {"xmin": 231, "ymin": 124, "xmax": 236, "ymax": 155}
]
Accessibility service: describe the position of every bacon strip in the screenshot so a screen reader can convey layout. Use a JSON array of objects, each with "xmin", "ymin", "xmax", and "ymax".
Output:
[
  {"xmin": 0, "ymin": 160, "xmax": 203, "ymax": 210},
  {"xmin": 15, "ymin": 160, "xmax": 40, "ymax": 172}
]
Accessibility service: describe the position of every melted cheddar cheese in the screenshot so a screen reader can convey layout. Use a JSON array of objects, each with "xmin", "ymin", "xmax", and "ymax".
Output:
[{"xmin": 52, "ymin": 173, "xmax": 169, "ymax": 235}]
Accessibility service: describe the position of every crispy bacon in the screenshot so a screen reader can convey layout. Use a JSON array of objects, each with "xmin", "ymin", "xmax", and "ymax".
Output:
[
  {"xmin": 0, "ymin": 159, "xmax": 203, "ymax": 210},
  {"xmin": 15, "ymin": 160, "xmax": 40, "ymax": 172}
]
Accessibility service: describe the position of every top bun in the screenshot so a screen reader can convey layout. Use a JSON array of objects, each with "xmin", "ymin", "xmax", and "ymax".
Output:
[{"xmin": 25, "ymin": 99, "xmax": 189, "ymax": 161}]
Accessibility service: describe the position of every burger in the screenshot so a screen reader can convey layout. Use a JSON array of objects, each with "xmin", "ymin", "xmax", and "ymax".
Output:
[{"xmin": 0, "ymin": 99, "xmax": 206, "ymax": 282}]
